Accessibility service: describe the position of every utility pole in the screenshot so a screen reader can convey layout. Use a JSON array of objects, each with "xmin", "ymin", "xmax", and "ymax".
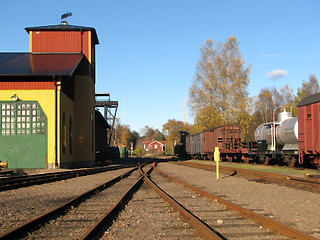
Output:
[
  {"xmin": 184, "ymin": 97, "xmax": 186, "ymax": 131},
  {"xmin": 123, "ymin": 96, "xmax": 125, "ymax": 125}
]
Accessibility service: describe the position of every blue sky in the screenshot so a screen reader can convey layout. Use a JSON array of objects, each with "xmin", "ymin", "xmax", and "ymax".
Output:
[{"xmin": 1, "ymin": 0, "xmax": 319, "ymax": 133}]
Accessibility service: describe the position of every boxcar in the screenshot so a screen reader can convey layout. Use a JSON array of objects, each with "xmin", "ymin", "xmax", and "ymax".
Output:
[
  {"xmin": 186, "ymin": 132, "xmax": 202, "ymax": 158},
  {"xmin": 185, "ymin": 125, "xmax": 243, "ymax": 161},
  {"xmin": 297, "ymin": 93, "xmax": 320, "ymax": 166},
  {"xmin": 202, "ymin": 125, "xmax": 243, "ymax": 160}
]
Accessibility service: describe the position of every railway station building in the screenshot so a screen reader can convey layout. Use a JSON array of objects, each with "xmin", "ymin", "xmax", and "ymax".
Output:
[{"xmin": 0, "ymin": 21, "xmax": 99, "ymax": 169}]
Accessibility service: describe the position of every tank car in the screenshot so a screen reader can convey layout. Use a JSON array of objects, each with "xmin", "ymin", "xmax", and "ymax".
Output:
[
  {"xmin": 253, "ymin": 93, "xmax": 320, "ymax": 168},
  {"xmin": 253, "ymin": 109, "xmax": 298, "ymax": 166}
]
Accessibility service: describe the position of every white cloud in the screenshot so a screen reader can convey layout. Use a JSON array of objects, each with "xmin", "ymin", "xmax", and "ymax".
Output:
[
  {"xmin": 260, "ymin": 54, "xmax": 283, "ymax": 58},
  {"xmin": 266, "ymin": 69, "xmax": 288, "ymax": 80}
]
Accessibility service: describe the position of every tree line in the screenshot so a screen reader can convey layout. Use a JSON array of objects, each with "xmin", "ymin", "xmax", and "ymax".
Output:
[
  {"xmin": 109, "ymin": 124, "xmax": 165, "ymax": 155},
  {"xmin": 109, "ymin": 36, "xmax": 318, "ymax": 153},
  {"xmin": 189, "ymin": 36, "xmax": 319, "ymax": 140}
]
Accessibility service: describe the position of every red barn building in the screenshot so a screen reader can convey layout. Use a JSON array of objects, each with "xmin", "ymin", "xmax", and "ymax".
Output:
[
  {"xmin": 144, "ymin": 140, "xmax": 166, "ymax": 152},
  {"xmin": 0, "ymin": 21, "xmax": 99, "ymax": 168}
]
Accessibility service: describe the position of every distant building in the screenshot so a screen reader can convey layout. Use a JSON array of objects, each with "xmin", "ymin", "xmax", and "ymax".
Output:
[{"xmin": 143, "ymin": 140, "xmax": 166, "ymax": 152}]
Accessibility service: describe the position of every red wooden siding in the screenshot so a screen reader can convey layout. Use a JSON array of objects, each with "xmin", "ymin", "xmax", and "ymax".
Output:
[
  {"xmin": 202, "ymin": 125, "xmax": 242, "ymax": 155},
  {"xmin": 83, "ymin": 31, "xmax": 90, "ymax": 62},
  {"xmin": 313, "ymin": 104, "xmax": 320, "ymax": 151},
  {"xmin": 31, "ymin": 31, "xmax": 91, "ymax": 62},
  {"xmin": 0, "ymin": 82, "xmax": 55, "ymax": 90},
  {"xmin": 306, "ymin": 105, "xmax": 313, "ymax": 150},
  {"xmin": 143, "ymin": 140, "xmax": 166, "ymax": 152},
  {"xmin": 298, "ymin": 102, "xmax": 320, "ymax": 154}
]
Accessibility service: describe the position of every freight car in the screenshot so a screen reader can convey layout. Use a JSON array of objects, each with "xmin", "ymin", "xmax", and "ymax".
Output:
[
  {"xmin": 181, "ymin": 93, "xmax": 320, "ymax": 168},
  {"xmin": 253, "ymin": 93, "xmax": 320, "ymax": 167},
  {"xmin": 297, "ymin": 93, "xmax": 320, "ymax": 167},
  {"xmin": 251, "ymin": 109, "xmax": 298, "ymax": 166},
  {"xmin": 185, "ymin": 125, "xmax": 246, "ymax": 161}
]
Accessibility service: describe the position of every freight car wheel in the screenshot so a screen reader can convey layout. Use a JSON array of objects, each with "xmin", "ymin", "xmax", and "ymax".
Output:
[
  {"xmin": 243, "ymin": 156, "xmax": 250, "ymax": 164},
  {"xmin": 289, "ymin": 160, "xmax": 295, "ymax": 168},
  {"xmin": 258, "ymin": 155, "xmax": 270, "ymax": 165},
  {"xmin": 284, "ymin": 155, "xmax": 297, "ymax": 167},
  {"xmin": 289, "ymin": 157, "xmax": 296, "ymax": 168}
]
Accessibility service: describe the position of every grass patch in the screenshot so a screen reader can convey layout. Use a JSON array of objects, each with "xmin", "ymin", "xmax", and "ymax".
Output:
[{"xmin": 186, "ymin": 159, "xmax": 319, "ymax": 177}]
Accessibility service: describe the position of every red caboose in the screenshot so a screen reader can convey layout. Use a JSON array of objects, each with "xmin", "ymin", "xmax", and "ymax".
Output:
[{"xmin": 297, "ymin": 93, "xmax": 320, "ymax": 167}]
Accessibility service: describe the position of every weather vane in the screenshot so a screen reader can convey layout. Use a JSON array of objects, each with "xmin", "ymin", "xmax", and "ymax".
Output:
[{"xmin": 61, "ymin": 12, "xmax": 72, "ymax": 20}]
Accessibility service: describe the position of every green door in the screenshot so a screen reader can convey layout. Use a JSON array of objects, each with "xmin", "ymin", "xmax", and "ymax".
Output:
[{"xmin": 0, "ymin": 102, "xmax": 47, "ymax": 168}]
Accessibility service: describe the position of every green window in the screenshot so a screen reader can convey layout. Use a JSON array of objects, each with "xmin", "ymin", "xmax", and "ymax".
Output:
[{"xmin": 1, "ymin": 102, "xmax": 46, "ymax": 136}]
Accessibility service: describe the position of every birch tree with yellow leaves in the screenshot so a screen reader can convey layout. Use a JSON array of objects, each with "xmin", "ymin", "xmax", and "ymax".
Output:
[{"xmin": 189, "ymin": 36, "xmax": 251, "ymax": 137}]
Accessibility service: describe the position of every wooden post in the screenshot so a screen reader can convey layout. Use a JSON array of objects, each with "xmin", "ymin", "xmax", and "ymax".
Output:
[{"xmin": 214, "ymin": 147, "xmax": 220, "ymax": 179}]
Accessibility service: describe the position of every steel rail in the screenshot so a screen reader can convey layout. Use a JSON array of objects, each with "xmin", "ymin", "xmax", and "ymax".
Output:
[
  {"xmin": 0, "ymin": 167, "xmax": 137, "ymax": 240},
  {"xmin": 219, "ymin": 165, "xmax": 320, "ymax": 185},
  {"xmin": 0, "ymin": 165, "xmax": 132, "ymax": 184},
  {"xmin": 155, "ymin": 167, "xmax": 318, "ymax": 240},
  {"xmin": 142, "ymin": 167, "xmax": 226, "ymax": 240},
  {"xmin": 79, "ymin": 166, "xmax": 147, "ymax": 240},
  {"xmin": 0, "ymin": 164, "xmax": 136, "ymax": 191},
  {"xmin": 173, "ymin": 161, "xmax": 320, "ymax": 194},
  {"xmin": 175, "ymin": 161, "xmax": 320, "ymax": 185}
]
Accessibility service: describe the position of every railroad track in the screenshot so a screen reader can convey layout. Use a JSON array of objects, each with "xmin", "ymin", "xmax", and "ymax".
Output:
[
  {"xmin": 173, "ymin": 161, "xmax": 320, "ymax": 193},
  {"xmin": 0, "ymin": 166, "xmax": 143, "ymax": 239},
  {"xmin": 103, "ymin": 167, "xmax": 201, "ymax": 239},
  {"xmin": 1, "ymin": 163, "xmax": 317, "ymax": 239},
  {"xmin": 0, "ymin": 164, "xmax": 135, "ymax": 191},
  {"xmin": 150, "ymin": 166, "xmax": 318, "ymax": 240}
]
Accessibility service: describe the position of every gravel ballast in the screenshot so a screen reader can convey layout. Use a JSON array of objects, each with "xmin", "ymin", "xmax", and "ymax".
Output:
[
  {"xmin": 1, "ymin": 163, "xmax": 319, "ymax": 239},
  {"xmin": 157, "ymin": 162, "xmax": 320, "ymax": 239}
]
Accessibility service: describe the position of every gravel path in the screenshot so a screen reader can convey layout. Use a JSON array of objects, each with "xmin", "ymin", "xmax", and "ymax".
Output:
[{"xmin": 157, "ymin": 162, "xmax": 320, "ymax": 239}]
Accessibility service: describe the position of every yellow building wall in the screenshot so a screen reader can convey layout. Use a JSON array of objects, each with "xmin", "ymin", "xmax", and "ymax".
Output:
[
  {"xmin": 0, "ymin": 89, "xmax": 56, "ymax": 168},
  {"xmin": 72, "ymin": 75, "xmax": 96, "ymax": 167},
  {"xmin": 60, "ymin": 91, "xmax": 74, "ymax": 166}
]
